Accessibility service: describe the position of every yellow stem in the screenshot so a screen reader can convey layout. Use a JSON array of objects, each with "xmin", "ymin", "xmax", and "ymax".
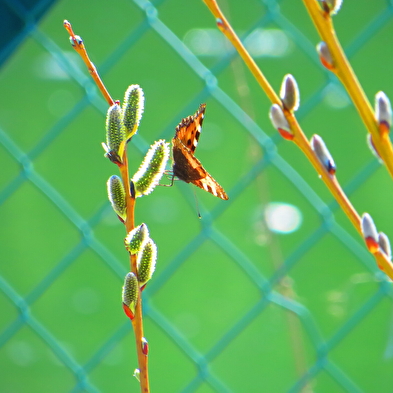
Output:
[
  {"xmin": 121, "ymin": 143, "xmax": 150, "ymax": 393},
  {"xmin": 302, "ymin": 0, "xmax": 393, "ymax": 177},
  {"xmin": 63, "ymin": 21, "xmax": 150, "ymax": 392},
  {"xmin": 290, "ymin": 115, "xmax": 360, "ymax": 229},
  {"xmin": 202, "ymin": 0, "xmax": 279, "ymax": 104},
  {"xmin": 63, "ymin": 20, "xmax": 114, "ymax": 106},
  {"xmin": 202, "ymin": 0, "xmax": 393, "ymax": 280}
]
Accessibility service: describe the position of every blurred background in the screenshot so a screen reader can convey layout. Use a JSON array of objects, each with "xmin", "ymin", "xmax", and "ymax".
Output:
[{"xmin": 1, "ymin": 0, "xmax": 393, "ymax": 392}]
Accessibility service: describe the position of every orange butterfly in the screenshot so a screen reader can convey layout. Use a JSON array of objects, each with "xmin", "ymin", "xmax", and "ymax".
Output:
[{"xmin": 172, "ymin": 104, "xmax": 228, "ymax": 200}]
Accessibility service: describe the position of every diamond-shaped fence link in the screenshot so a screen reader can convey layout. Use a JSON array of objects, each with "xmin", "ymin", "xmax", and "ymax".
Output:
[{"xmin": 1, "ymin": 0, "xmax": 393, "ymax": 392}]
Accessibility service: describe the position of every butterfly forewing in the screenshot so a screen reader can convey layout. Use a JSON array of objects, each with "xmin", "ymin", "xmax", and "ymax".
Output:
[
  {"xmin": 173, "ymin": 103, "xmax": 205, "ymax": 155},
  {"xmin": 172, "ymin": 104, "xmax": 229, "ymax": 200}
]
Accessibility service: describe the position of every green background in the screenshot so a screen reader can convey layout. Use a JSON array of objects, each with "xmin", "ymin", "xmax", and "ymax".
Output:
[{"xmin": 1, "ymin": 0, "xmax": 393, "ymax": 392}]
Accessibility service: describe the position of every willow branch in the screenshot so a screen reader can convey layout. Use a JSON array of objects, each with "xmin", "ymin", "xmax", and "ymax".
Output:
[
  {"xmin": 302, "ymin": 0, "xmax": 393, "ymax": 177},
  {"xmin": 63, "ymin": 20, "xmax": 114, "ymax": 106},
  {"xmin": 202, "ymin": 0, "xmax": 393, "ymax": 279},
  {"xmin": 63, "ymin": 20, "xmax": 149, "ymax": 393}
]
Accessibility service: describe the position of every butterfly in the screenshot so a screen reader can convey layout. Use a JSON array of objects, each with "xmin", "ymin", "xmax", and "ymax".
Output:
[{"xmin": 171, "ymin": 104, "xmax": 229, "ymax": 200}]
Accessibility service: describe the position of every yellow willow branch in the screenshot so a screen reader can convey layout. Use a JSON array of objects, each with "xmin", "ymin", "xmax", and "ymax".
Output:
[
  {"xmin": 202, "ymin": 0, "xmax": 393, "ymax": 279},
  {"xmin": 63, "ymin": 21, "xmax": 150, "ymax": 393},
  {"xmin": 302, "ymin": 0, "xmax": 393, "ymax": 177},
  {"xmin": 64, "ymin": 20, "xmax": 114, "ymax": 106}
]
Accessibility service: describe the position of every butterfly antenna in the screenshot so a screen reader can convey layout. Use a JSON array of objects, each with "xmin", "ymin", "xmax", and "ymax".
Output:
[{"xmin": 193, "ymin": 189, "xmax": 202, "ymax": 219}]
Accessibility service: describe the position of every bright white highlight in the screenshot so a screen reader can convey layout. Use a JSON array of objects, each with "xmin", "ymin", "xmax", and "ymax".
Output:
[
  {"xmin": 184, "ymin": 28, "xmax": 292, "ymax": 58},
  {"xmin": 264, "ymin": 202, "xmax": 302, "ymax": 234}
]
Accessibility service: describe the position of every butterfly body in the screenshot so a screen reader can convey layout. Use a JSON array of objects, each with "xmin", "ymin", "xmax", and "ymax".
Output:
[{"xmin": 172, "ymin": 104, "xmax": 228, "ymax": 200}]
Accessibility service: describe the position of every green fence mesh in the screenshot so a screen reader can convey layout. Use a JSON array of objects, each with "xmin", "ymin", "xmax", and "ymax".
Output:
[{"xmin": 1, "ymin": 0, "xmax": 393, "ymax": 392}]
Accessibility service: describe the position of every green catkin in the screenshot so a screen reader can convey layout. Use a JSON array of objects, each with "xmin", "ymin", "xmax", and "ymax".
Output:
[
  {"xmin": 107, "ymin": 175, "xmax": 126, "ymax": 220},
  {"xmin": 132, "ymin": 140, "xmax": 170, "ymax": 197}
]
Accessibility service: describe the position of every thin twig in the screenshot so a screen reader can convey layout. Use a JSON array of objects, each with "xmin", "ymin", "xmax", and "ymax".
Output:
[
  {"xmin": 202, "ymin": 1, "xmax": 278, "ymax": 104},
  {"xmin": 63, "ymin": 20, "xmax": 114, "ymax": 106}
]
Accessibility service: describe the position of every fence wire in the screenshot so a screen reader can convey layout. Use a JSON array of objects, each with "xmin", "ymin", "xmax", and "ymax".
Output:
[{"xmin": 1, "ymin": 0, "xmax": 393, "ymax": 392}]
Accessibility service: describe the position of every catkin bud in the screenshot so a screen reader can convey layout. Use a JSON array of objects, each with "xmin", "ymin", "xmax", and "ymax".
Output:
[
  {"xmin": 125, "ymin": 223, "xmax": 150, "ymax": 254},
  {"xmin": 141, "ymin": 337, "xmax": 149, "ymax": 355},
  {"xmin": 311, "ymin": 134, "xmax": 336, "ymax": 175},
  {"xmin": 132, "ymin": 140, "xmax": 170, "ymax": 197},
  {"xmin": 69, "ymin": 34, "xmax": 83, "ymax": 47},
  {"xmin": 269, "ymin": 104, "xmax": 293, "ymax": 140},
  {"xmin": 137, "ymin": 239, "xmax": 157, "ymax": 286},
  {"xmin": 280, "ymin": 74, "xmax": 300, "ymax": 112},
  {"xmin": 320, "ymin": 0, "xmax": 343, "ymax": 15},
  {"xmin": 122, "ymin": 84, "xmax": 145, "ymax": 140},
  {"xmin": 105, "ymin": 103, "xmax": 126, "ymax": 159},
  {"xmin": 316, "ymin": 42, "xmax": 334, "ymax": 71},
  {"xmin": 361, "ymin": 213, "xmax": 379, "ymax": 254},
  {"xmin": 122, "ymin": 272, "xmax": 139, "ymax": 319},
  {"xmin": 107, "ymin": 175, "xmax": 127, "ymax": 221},
  {"xmin": 375, "ymin": 91, "xmax": 392, "ymax": 133},
  {"xmin": 378, "ymin": 232, "xmax": 391, "ymax": 260}
]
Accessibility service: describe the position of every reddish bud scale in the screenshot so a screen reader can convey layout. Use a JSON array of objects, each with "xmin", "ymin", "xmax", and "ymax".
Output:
[
  {"xmin": 141, "ymin": 338, "xmax": 149, "ymax": 355},
  {"xmin": 269, "ymin": 104, "xmax": 292, "ymax": 139},
  {"xmin": 122, "ymin": 303, "xmax": 135, "ymax": 320},
  {"xmin": 365, "ymin": 237, "xmax": 379, "ymax": 254},
  {"xmin": 326, "ymin": 160, "xmax": 336, "ymax": 175},
  {"xmin": 320, "ymin": 55, "xmax": 334, "ymax": 71},
  {"xmin": 103, "ymin": 148, "xmax": 122, "ymax": 166},
  {"xmin": 321, "ymin": 0, "xmax": 343, "ymax": 15},
  {"xmin": 378, "ymin": 121, "xmax": 390, "ymax": 136},
  {"xmin": 317, "ymin": 42, "xmax": 334, "ymax": 71},
  {"xmin": 311, "ymin": 135, "xmax": 336, "ymax": 176},
  {"xmin": 321, "ymin": 2, "xmax": 330, "ymax": 13},
  {"xmin": 278, "ymin": 128, "xmax": 294, "ymax": 140}
]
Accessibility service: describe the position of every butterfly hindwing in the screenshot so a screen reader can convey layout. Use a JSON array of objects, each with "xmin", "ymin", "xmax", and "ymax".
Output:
[
  {"xmin": 172, "ymin": 137, "xmax": 207, "ymax": 182},
  {"xmin": 193, "ymin": 175, "xmax": 229, "ymax": 200},
  {"xmin": 172, "ymin": 104, "xmax": 229, "ymax": 200}
]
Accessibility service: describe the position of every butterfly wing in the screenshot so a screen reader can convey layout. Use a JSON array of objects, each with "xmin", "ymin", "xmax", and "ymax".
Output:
[
  {"xmin": 193, "ymin": 173, "xmax": 229, "ymax": 201},
  {"xmin": 173, "ymin": 103, "xmax": 205, "ymax": 155},
  {"xmin": 172, "ymin": 139, "xmax": 228, "ymax": 200},
  {"xmin": 172, "ymin": 104, "xmax": 229, "ymax": 200}
]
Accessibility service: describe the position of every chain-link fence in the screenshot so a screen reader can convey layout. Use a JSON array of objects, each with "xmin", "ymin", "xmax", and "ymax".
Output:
[{"xmin": 1, "ymin": 0, "xmax": 393, "ymax": 392}]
